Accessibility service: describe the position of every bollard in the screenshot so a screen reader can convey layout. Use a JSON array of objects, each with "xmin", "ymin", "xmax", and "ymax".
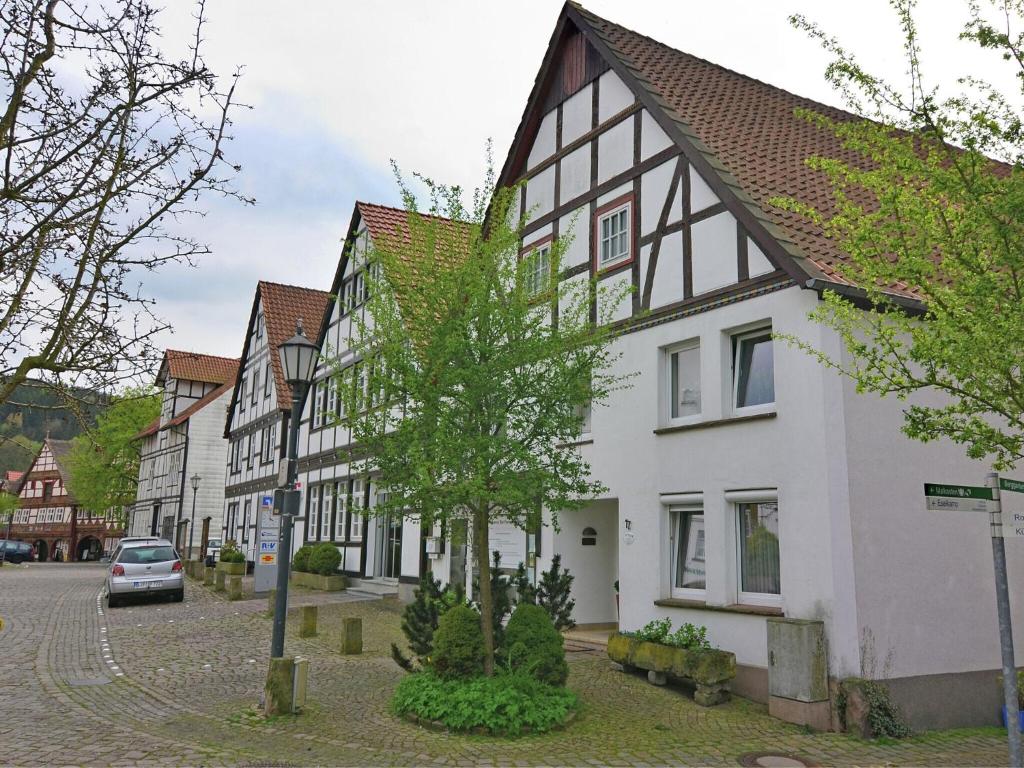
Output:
[
  {"xmin": 299, "ymin": 605, "xmax": 317, "ymax": 638},
  {"xmin": 266, "ymin": 588, "xmax": 277, "ymax": 617},
  {"xmin": 204, "ymin": 566, "xmax": 214, "ymax": 587},
  {"xmin": 340, "ymin": 616, "xmax": 362, "ymax": 655},
  {"xmin": 228, "ymin": 574, "xmax": 243, "ymax": 601},
  {"xmin": 214, "ymin": 568, "xmax": 226, "ymax": 592},
  {"xmin": 264, "ymin": 656, "xmax": 295, "ymax": 717}
]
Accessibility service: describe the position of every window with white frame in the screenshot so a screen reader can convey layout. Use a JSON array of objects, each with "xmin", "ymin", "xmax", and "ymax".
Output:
[
  {"xmin": 597, "ymin": 203, "xmax": 630, "ymax": 268},
  {"xmin": 255, "ymin": 429, "xmax": 265, "ymax": 466},
  {"xmin": 251, "ymin": 368, "xmax": 259, "ymax": 405},
  {"xmin": 733, "ymin": 327, "xmax": 775, "ymax": 410},
  {"xmin": 240, "ymin": 378, "xmax": 247, "ymax": 411},
  {"xmin": 667, "ymin": 341, "xmax": 701, "ymax": 420},
  {"xmin": 230, "ymin": 440, "xmax": 241, "ymax": 474},
  {"xmin": 241, "ymin": 499, "xmax": 252, "ymax": 545},
  {"xmin": 736, "ymin": 498, "xmax": 780, "ymax": 604},
  {"xmin": 670, "ymin": 507, "xmax": 706, "ymax": 597},
  {"xmin": 320, "ymin": 484, "xmax": 331, "ymax": 539},
  {"xmin": 307, "ymin": 486, "xmax": 320, "ymax": 541},
  {"xmin": 524, "ymin": 243, "xmax": 551, "ymax": 297},
  {"xmin": 326, "ymin": 377, "xmax": 338, "ymax": 417},
  {"xmin": 575, "ymin": 400, "xmax": 592, "ymax": 436},
  {"xmin": 256, "ymin": 311, "xmax": 265, "ymax": 340},
  {"xmin": 350, "ymin": 478, "xmax": 364, "ymax": 540},
  {"xmin": 263, "ymin": 424, "xmax": 275, "ymax": 464},
  {"xmin": 311, "ymin": 382, "xmax": 324, "ymax": 429},
  {"xmin": 264, "ymin": 362, "xmax": 272, "ymax": 397},
  {"xmin": 335, "ymin": 482, "xmax": 347, "ymax": 539}
]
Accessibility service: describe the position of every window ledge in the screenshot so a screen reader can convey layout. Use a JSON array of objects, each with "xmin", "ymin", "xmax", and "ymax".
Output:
[
  {"xmin": 653, "ymin": 411, "xmax": 776, "ymax": 435},
  {"xmin": 557, "ymin": 437, "xmax": 593, "ymax": 448},
  {"xmin": 653, "ymin": 598, "xmax": 784, "ymax": 617}
]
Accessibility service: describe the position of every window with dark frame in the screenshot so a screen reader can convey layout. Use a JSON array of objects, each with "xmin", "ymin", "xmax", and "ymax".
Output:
[{"xmin": 733, "ymin": 328, "xmax": 775, "ymax": 410}]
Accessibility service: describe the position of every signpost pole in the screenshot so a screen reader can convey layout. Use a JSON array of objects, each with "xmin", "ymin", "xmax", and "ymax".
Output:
[{"xmin": 987, "ymin": 472, "xmax": 1022, "ymax": 768}]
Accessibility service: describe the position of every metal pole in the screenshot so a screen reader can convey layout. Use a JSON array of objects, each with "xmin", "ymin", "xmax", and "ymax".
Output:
[
  {"xmin": 0, "ymin": 507, "xmax": 13, "ymax": 566},
  {"xmin": 270, "ymin": 388, "xmax": 303, "ymax": 659},
  {"xmin": 189, "ymin": 486, "xmax": 198, "ymax": 560},
  {"xmin": 987, "ymin": 471, "xmax": 1022, "ymax": 768}
]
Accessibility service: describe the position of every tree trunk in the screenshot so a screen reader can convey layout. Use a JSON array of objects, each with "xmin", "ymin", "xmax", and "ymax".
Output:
[{"xmin": 474, "ymin": 507, "xmax": 495, "ymax": 676}]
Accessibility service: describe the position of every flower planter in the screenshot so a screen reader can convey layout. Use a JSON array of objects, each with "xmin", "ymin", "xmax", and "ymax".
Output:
[
  {"xmin": 290, "ymin": 570, "xmax": 347, "ymax": 591},
  {"xmin": 216, "ymin": 560, "xmax": 245, "ymax": 576},
  {"xmin": 607, "ymin": 632, "xmax": 736, "ymax": 706},
  {"xmin": 1002, "ymin": 706, "xmax": 1024, "ymax": 732}
]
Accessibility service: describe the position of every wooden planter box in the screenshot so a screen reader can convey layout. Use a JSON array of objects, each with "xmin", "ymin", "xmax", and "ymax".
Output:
[
  {"xmin": 216, "ymin": 560, "xmax": 246, "ymax": 576},
  {"xmin": 290, "ymin": 570, "xmax": 347, "ymax": 591},
  {"xmin": 607, "ymin": 632, "xmax": 736, "ymax": 706}
]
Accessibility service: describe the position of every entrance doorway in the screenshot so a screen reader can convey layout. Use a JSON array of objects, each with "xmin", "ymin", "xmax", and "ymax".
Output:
[
  {"xmin": 76, "ymin": 536, "xmax": 101, "ymax": 561},
  {"xmin": 372, "ymin": 514, "xmax": 402, "ymax": 581},
  {"xmin": 34, "ymin": 539, "xmax": 48, "ymax": 562}
]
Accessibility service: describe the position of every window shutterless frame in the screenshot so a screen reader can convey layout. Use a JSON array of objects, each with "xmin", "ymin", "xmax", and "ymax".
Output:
[
  {"xmin": 731, "ymin": 326, "xmax": 775, "ymax": 415},
  {"xmin": 593, "ymin": 193, "xmax": 634, "ymax": 272},
  {"xmin": 726, "ymin": 490, "xmax": 781, "ymax": 608},
  {"xmin": 664, "ymin": 339, "xmax": 702, "ymax": 425},
  {"xmin": 668, "ymin": 505, "xmax": 707, "ymax": 599}
]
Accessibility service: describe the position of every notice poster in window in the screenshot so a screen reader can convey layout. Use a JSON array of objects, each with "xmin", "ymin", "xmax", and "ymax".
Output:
[{"xmin": 489, "ymin": 522, "xmax": 527, "ymax": 571}]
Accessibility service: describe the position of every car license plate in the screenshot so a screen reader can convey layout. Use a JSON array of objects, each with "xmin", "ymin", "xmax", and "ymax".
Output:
[{"xmin": 133, "ymin": 580, "xmax": 162, "ymax": 589}]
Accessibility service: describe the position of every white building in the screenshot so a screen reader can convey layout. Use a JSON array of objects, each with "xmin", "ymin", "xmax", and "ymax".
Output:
[
  {"xmin": 128, "ymin": 350, "xmax": 238, "ymax": 558},
  {"xmin": 468, "ymin": 2, "xmax": 1022, "ymax": 729},
  {"xmin": 222, "ymin": 281, "xmax": 329, "ymax": 563}
]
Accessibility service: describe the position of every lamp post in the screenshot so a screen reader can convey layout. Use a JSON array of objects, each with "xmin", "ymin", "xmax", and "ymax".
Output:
[
  {"xmin": 270, "ymin": 319, "xmax": 318, "ymax": 660},
  {"xmin": 188, "ymin": 473, "xmax": 201, "ymax": 560}
]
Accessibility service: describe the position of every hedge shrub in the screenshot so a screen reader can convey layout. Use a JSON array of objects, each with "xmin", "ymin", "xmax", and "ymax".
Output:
[
  {"xmin": 503, "ymin": 603, "xmax": 568, "ymax": 686},
  {"xmin": 219, "ymin": 539, "xmax": 246, "ymax": 563},
  {"xmin": 432, "ymin": 604, "xmax": 484, "ymax": 680},
  {"xmin": 392, "ymin": 671, "xmax": 577, "ymax": 736},
  {"xmin": 292, "ymin": 544, "xmax": 313, "ymax": 574},
  {"xmin": 307, "ymin": 542, "xmax": 341, "ymax": 576}
]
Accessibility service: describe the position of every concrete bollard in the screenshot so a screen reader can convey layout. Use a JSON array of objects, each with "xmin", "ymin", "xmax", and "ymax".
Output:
[
  {"xmin": 228, "ymin": 575, "xmax": 243, "ymax": 601},
  {"xmin": 299, "ymin": 605, "xmax": 317, "ymax": 638},
  {"xmin": 214, "ymin": 568, "xmax": 226, "ymax": 592},
  {"xmin": 340, "ymin": 616, "xmax": 362, "ymax": 655},
  {"xmin": 204, "ymin": 566, "xmax": 214, "ymax": 587},
  {"xmin": 266, "ymin": 588, "xmax": 277, "ymax": 617},
  {"xmin": 264, "ymin": 656, "xmax": 295, "ymax": 717}
]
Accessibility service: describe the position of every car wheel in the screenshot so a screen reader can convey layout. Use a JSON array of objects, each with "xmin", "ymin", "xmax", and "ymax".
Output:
[
  {"xmin": 171, "ymin": 588, "xmax": 184, "ymax": 603},
  {"xmin": 107, "ymin": 592, "xmax": 121, "ymax": 608}
]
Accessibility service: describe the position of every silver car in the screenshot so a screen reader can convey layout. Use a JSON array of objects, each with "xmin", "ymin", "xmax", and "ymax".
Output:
[{"xmin": 106, "ymin": 539, "xmax": 184, "ymax": 607}]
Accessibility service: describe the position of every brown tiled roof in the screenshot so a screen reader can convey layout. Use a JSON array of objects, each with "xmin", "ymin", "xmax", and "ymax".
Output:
[
  {"xmin": 524, "ymin": 4, "xmax": 929, "ymax": 299},
  {"xmin": 356, "ymin": 202, "xmax": 472, "ymax": 266},
  {"xmin": 258, "ymin": 281, "xmax": 331, "ymax": 404},
  {"xmin": 162, "ymin": 350, "xmax": 239, "ymax": 386},
  {"xmin": 162, "ymin": 381, "xmax": 232, "ymax": 429}
]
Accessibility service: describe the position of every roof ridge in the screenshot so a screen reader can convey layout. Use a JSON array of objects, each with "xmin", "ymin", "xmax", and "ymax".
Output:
[
  {"xmin": 165, "ymin": 349, "xmax": 240, "ymax": 362},
  {"xmin": 572, "ymin": 2, "xmax": 857, "ymax": 123},
  {"xmin": 356, "ymin": 200, "xmax": 466, "ymax": 225},
  {"xmin": 258, "ymin": 280, "xmax": 330, "ymax": 295}
]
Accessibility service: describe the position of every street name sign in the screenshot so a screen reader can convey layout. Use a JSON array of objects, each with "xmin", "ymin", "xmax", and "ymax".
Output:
[
  {"xmin": 924, "ymin": 483, "xmax": 995, "ymax": 513},
  {"xmin": 1000, "ymin": 477, "xmax": 1024, "ymax": 537}
]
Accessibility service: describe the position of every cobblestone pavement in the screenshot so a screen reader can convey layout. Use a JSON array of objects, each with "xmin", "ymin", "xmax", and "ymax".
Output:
[{"xmin": 0, "ymin": 562, "xmax": 1014, "ymax": 767}]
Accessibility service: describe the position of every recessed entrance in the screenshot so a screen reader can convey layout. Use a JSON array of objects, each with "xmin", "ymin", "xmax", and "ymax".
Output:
[
  {"xmin": 34, "ymin": 540, "xmax": 48, "ymax": 562},
  {"xmin": 76, "ymin": 536, "xmax": 101, "ymax": 561}
]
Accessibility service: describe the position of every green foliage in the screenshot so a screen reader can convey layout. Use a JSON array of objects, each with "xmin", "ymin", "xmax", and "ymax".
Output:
[
  {"xmin": 291, "ymin": 545, "xmax": 313, "ymax": 573},
  {"xmin": 391, "ymin": 671, "xmax": 577, "ymax": 736},
  {"xmin": 473, "ymin": 551, "xmax": 512, "ymax": 649},
  {"xmin": 838, "ymin": 678, "xmax": 911, "ymax": 739},
  {"xmin": 512, "ymin": 561, "xmax": 537, "ymax": 605},
  {"xmin": 537, "ymin": 553, "xmax": 576, "ymax": 631},
  {"xmin": 503, "ymin": 603, "xmax": 568, "ymax": 687},
  {"xmin": 780, "ymin": 3, "xmax": 1024, "ymax": 470},
  {"xmin": 330, "ymin": 154, "xmax": 633, "ymax": 672},
  {"xmin": 219, "ymin": 540, "xmax": 245, "ymax": 563},
  {"xmin": 66, "ymin": 387, "xmax": 159, "ymax": 521},
  {"xmin": 0, "ymin": 490, "xmax": 17, "ymax": 520},
  {"xmin": 392, "ymin": 573, "xmax": 467, "ymax": 672},
  {"xmin": 996, "ymin": 670, "xmax": 1024, "ymax": 709},
  {"xmin": 307, "ymin": 542, "xmax": 341, "ymax": 576},
  {"xmin": 432, "ymin": 604, "xmax": 485, "ymax": 680},
  {"xmin": 0, "ymin": 431, "xmax": 40, "ymax": 477},
  {"xmin": 627, "ymin": 618, "xmax": 711, "ymax": 650}
]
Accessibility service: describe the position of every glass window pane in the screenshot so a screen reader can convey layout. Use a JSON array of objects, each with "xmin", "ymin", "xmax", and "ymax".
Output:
[
  {"xmin": 738, "ymin": 502, "xmax": 780, "ymax": 595},
  {"xmin": 673, "ymin": 511, "xmax": 706, "ymax": 590},
  {"xmin": 670, "ymin": 346, "xmax": 701, "ymax": 418},
  {"xmin": 736, "ymin": 333, "xmax": 775, "ymax": 407}
]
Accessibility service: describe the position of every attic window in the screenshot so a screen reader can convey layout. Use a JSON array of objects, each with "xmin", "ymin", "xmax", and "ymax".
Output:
[{"xmin": 582, "ymin": 526, "xmax": 597, "ymax": 546}]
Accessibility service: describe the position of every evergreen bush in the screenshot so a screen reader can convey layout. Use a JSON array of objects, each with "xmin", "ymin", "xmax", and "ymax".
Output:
[
  {"xmin": 307, "ymin": 542, "xmax": 341, "ymax": 576},
  {"xmin": 537, "ymin": 554, "xmax": 575, "ymax": 630},
  {"xmin": 432, "ymin": 604, "xmax": 484, "ymax": 680},
  {"xmin": 503, "ymin": 603, "xmax": 568, "ymax": 686},
  {"xmin": 292, "ymin": 544, "xmax": 313, "ymax": 574},
  {"xmin": 391, "ymin": 573, "xmax": 466, "ymax": 672}
]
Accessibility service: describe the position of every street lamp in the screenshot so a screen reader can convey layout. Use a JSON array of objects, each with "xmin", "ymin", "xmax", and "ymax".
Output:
[
  {"xmin": 270, "ymin": 319, "xmax": 318, "ymax": 661},
  {"xmin": 188, "ymin": 473, "xmax": 201, "ymax": 560}
]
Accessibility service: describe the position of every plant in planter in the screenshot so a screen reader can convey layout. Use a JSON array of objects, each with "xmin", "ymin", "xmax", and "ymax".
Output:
[
  {"xmin": 292, "ymin": 544, "xmax": 313, "ymax": 574},
  {"xmin": 608, "ymin": 618, "xmax": 733, "ymax": 706},
  {"xmin": 307, "ymin": 542, "xmax": 340, "ymax": 576},
  {"xmin": 216, "ymin": 540, "xmax": 246, "ymax": 574}
]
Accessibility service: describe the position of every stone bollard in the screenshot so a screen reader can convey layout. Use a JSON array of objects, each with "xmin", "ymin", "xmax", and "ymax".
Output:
[
  {"xmin": 340, "ymin": 616, "xmax": 362, "ymax": 655},
  {"xmin": 214, "ymin": 568, "xmax": 226, "ymax": 592},
  {"xmin": 299, "ymin": 605, "xmax": 317, "ymax": 638},
  {"xmin": 228, "ymin": 575, "xmax": 243, "ymax": 601},
  {"xmin": 204, "ymin": 566, "xmax": 214, "ymax": 587},
  {"xmin": 264, "ymin": 656, "xmax": 295, "ymax": 717},
  {"xmin": 266, "ymin": 588, "xmax": 277, "ymax": 617}
]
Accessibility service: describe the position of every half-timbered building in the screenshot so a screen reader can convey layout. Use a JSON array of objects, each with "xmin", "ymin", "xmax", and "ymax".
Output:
[
  {"xmin": 8, "ymin": 438, "xmax": 121, "ymax": 561},
  {"xmin": 127, "ymin": 350, "xmax": 238, "ymax": 558},
  {"xmin": 461, "ymin": 1, "xmax": 1023, "ymax": 729},
  {"xmin": 223, "ymin": 281, "xmax": 329, "ymax": 564}
]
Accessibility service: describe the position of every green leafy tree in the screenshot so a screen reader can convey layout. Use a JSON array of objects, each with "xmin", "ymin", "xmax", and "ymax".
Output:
[
  {"xmin": 0, "ymin": 490, "xmax": 17, "ymax": 524},
  {"xmin": 66, "ymin": 388, "xmax": 158, "ymax": 521},
  {"xmin": 776, "ymin": 1, "xmax": 1024, "ymax": 470},
  {"xmin": 333, "ymin": 159, "xmax": 632, "ymax": 674}
]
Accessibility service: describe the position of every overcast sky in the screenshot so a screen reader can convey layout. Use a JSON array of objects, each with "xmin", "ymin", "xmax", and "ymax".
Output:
[{"xmin": 147, "ymin": 0, "xmax": 1010, "ymax": 362}]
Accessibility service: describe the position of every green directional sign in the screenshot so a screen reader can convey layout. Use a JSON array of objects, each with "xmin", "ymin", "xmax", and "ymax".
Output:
[
  {"xmin": 924, "ymin": 483, "xmax": 995, "ymax": 513},
  {"xmin": 999, "ymin": 477, "xmax": 1024, "ymax": 494}
]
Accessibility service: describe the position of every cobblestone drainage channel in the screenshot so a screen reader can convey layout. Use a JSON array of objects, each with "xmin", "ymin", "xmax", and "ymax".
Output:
[{"xmin": 738, "ymin": 754, "xmax": 819, "ymax": 768}]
